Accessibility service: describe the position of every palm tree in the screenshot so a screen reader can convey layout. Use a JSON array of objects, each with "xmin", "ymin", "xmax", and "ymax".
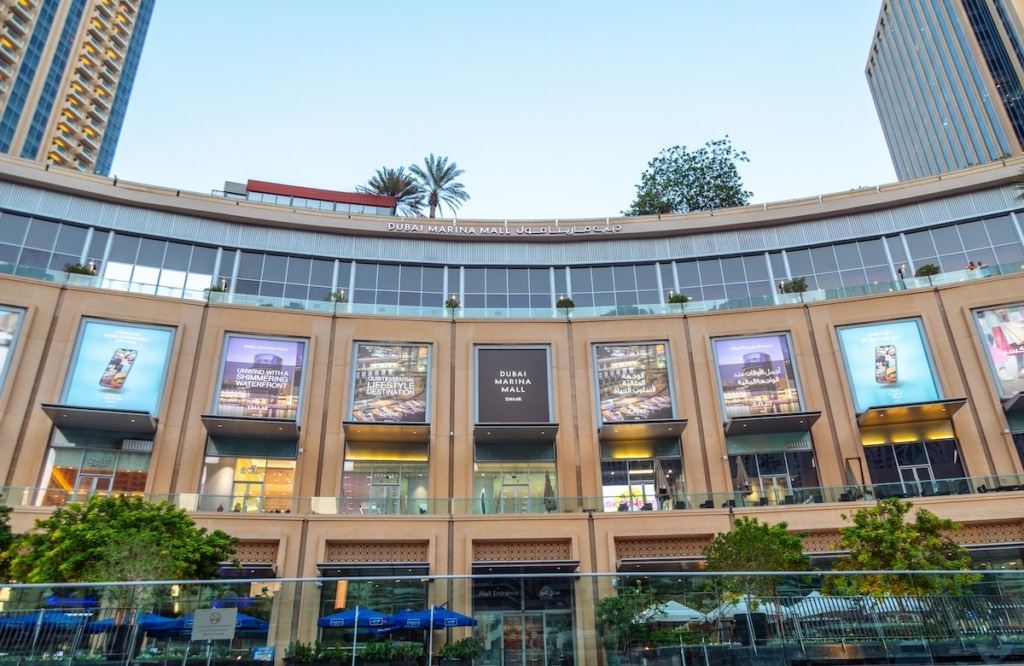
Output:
[
  {"xmin": 408, "ymin": 154, "xmax": 470, "ymax": 219},
  {"xmin": 357, "ymin": 166, "xmax": 425, "ymax": 217}
]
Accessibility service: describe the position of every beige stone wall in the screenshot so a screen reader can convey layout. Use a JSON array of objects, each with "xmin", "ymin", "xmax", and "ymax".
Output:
[{"xmin": 2, "ymin": 271, "xmax": 1024, "ymax": 576}]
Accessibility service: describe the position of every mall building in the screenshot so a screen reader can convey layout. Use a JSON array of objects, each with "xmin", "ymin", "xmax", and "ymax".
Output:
[{"xmin": 3, "ymin": 154, "xmax": 1024, "ymax": 657}]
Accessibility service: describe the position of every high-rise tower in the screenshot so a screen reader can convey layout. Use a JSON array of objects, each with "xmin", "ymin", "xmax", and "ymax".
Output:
[
  {"xmin": 866, "ymin": 0, "xmax": 1024, "ymax": 180},
  {"xmin": 0, "ymin": 0, "xmax": 154, "ymax": 176}
]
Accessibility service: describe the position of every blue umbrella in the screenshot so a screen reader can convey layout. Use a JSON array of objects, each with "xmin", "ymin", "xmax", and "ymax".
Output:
[
  {"xmin": 87, "ymin": 612, "xmax": 179, "ymax": 634},
  {"xmin": 317, "ymin": 606, "xmax": 393, "ymax": 629},
  {"xmin": 393, "ymin": 606, "xmax": 477, "ymax": 629},
  {"xmin": 45, "ymin": 595, "xmax": 98, "ymax": 609}
]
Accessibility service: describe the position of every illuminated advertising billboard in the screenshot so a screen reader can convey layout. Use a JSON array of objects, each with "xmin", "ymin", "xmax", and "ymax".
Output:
[
  {"xmin": 0, "ymin": 307, "xmax": 24, "ymax": 394},
  {"xmin": 712, "ymin": 333, "xmax": 802, "ymax": 417},
  {"xmin": 594, "ymin": 343, "xmax": 673, "ymax": 423},
  {"xmin": 214, "ymin": 334, "xmax": 307, "ymax": 419},
  {"xmin": 974, "ymin": 305, "xmax": 1024, "ymax": 398},
  {"xmin": 62, "ymin": 319, "xmax": 176, "ymax": 414},
  {"xmin": 476, "ymin": 347, "xmax": 552, "ymax": 423},
  {"xmin": 350, "ymin": 342, "xmax": 431, "ymax": 422},
  {"xmin": 836, "ymin": 319, "xmax": 940, "ymax": 412}
]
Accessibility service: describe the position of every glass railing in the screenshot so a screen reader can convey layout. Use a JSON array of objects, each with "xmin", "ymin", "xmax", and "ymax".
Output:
[
  {"xmin": 4, "ymin": 260, "xmax": 1021, "ymax": 320},
  {"xmin": 1, "ymin": 571, "xmax": 1024, "ymax": 665},
  {"xmin": 7, "ymin": 474, "xmax": 1020, "ymax": 517}
]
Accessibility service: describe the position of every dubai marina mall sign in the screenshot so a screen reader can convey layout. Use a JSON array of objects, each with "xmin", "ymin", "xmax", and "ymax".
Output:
[{"xmin": 386, "ymin": 221, "xmax": 625, "ymax": 237}]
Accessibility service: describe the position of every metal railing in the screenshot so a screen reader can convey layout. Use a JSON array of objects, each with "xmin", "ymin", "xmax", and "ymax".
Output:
[
  {"xmin": 0, "ymin": 571, "xmax": 1022, "ymax": 666},
  {"xmin": 10, "ymin": 473, "xmax": 1023, "ymax": 517},
  {"xmin": 2, "ymin": 259, "xmax": 1018, "ymax": 321}
]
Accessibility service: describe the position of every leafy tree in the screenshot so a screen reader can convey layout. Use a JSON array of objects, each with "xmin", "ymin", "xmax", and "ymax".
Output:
[
  {"xmin": 824, "ymin": 498, "xmax": 978, "ymax": 597},
  {"xmin": 357, "ymin": 166, "xmax": 425, "ymax": 217},
  {"xmin": 704, "ymin": 517, "xmax": 810, "ymax": 598},
  {"xmin": 7, "ymin": 496, "xmax": 237, "ymax": 584},
  {"xmin": 409, "ymin": 154, "xmax": 470, "ymax": 219},
  {"xmin": 0, "ymin": 506, "xmax": 13, "ymax": 581},
  {"xmin": 594, "ymin": 582, "xmax": 661, "ymax": 658},
  {"xmin": 625, "ymin": 137, "xmax": 752, "ymax": 216}
]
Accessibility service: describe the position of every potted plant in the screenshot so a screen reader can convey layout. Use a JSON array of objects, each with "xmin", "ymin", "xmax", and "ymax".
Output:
[
  {"xmin": 779, "ymin": 277, "xmax": 807, "ymax": 293},
  {"xmin": 914, "ymin": 263, "xmax": 941, "ymax": 277},
  {"xmin": 283, "ymin": 641, "xmax": 338, "ymax": 666},
  {"xmin": 64, "ymin": 262, "xmax": 97, "ymax": 276},
  {"xmin": 556, "ymin": 295, "xmax": 575, "ymax": 309},
  {"xmin": 437, "ymin": 637, "xmax": 481, "ymax": 666},
  {"xmin": 360, "ymin": 641, "xmax": 396, "ymax": 666},
  {"xmin": 391, "ymin": 643, "xmax": 423, "ymax": 666},
  {"xmin": 667, "ymin": 292, "xmax": 689, "ymax": 305},
  {"xmin": 326, "ymin": 290, "xmax": 348, "ymax": 303},
  {"xmin": 444, "ymin": 296, "xmax": 460, "ymax": 309}
]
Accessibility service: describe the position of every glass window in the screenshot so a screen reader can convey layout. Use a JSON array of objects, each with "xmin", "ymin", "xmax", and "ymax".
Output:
[
  {"xmin": 995, "ymin": 243, "xmax": 1024, "ymax": 263},
  {"xmin": 0, "ymin": 213, "xmax": 29, "ymax": 244},
  {"xmin": 529, "ymin": 268, "xmax": 549, "ymax": 293},
  {"xmin": 553, "ymin": 269, "xmax": 566, "ymax": 294},
  {"xmin": 768, "ymin": 252, "xmax": 787, "ymax": 279},
  {"xmin": 400, "ymin": 265, "xmax": 422, "ymax": 291},
  {"xmin": 262, "ymin": 254, "xmax": 287, "ymax": 281},
  {"xmin": 743, "ymin": 255, "xmax": 769, "ymax": 280},
  {"xmin": 659, "ymin": 263, "xmax": 675, "ymax": 290},
  {"xmin": 635, "ymin": 264, "xmax": 658, "ymax": 289},
  {"xmin": 905, "ymin": 230, "xmax": 936, "ymax": 259},
  {"xmin": 286, "ymin": 257, "xmax": 311, "ymax": 284},
  {"xmin": 678, "ymin": 261, "xmax": 700, "ymax": 286},
  {"xmin": 311, "ymin": 259, "xmax": 334, "ymax": 286},
  {"xmin": 24, "ymin": 219, "xmax": 59, "ymax": 249},
  {"xmin": 613, "ymin": 265, "xmax": 636, "ymax": 290},
  {"xmin": 859, "ymin": 238, "xmax": 888, "ymax": 266},
  {"xmin": 570, "ymin": 267, "xmax": 591, "ymax": 292},
  {"xmin": 810, "ymin": 246, "xmax": 838, "ymax": 272},
  {"xmin": 834, "ymin": 243, "xmax": 862, "ymax": 270},
  {"xmin": 238, "ymin": 252, "xmax": 263, "ymax": 279},
  {"xmin": 986, "ymin": 216, "xmax": 1020, "ymax": 244},
  {"xmin": 931, "ymin": 225, "xmax": 963, "ymax": 254},
  {"xmin": 422, "ymin": 266, "xmax": 443, "ymax": 292},
  {"xmin": 508, "ymin": 268, "xmax": 529, "ymax": 292},
  {"xmin": 486, "ymin": 267, "xmax": 507, "ymax": 292},
  {"xmin": 87, "ymin": 230, "xmax": 109, "ymax": 260},
  {"xmin": 720, "ymin": 257, "xmax": 744, "ymax": 282},
  {"xmin": 259, "ymin": 281, "xmax": 284, "ymax": 298},
  {"xmin": 54, "ymin": 225, "xmax": 87, "ymax": 255},
  {"xmin": 885, "ymin": 236, "xmax": 907, "ymax": 264},
  {"xmin": 592, "ymin": 266, "xmax": 614, "ymax": 291},
  {"xmin": 698, "ymin": 259, "xmax": 723, "ymax": 284},
  {"xmin": 787, "ymin": 249, "xmax": 813, "ymax": 276},
  {"xmin": 190, "ymin": 246, "xmax": 216, "ymax": 273},
  {"xmin": 353, "ymin": 263, "xmax": 376, "ymax": 289},
  {"xmin": 957, "ymin": 220, "xmax": 990, "ymax": 249},
  {"xmin": 18, "ymin": 248, "xmax": 49, "ymax": 268},
  {"xmin": 136, "ymin": 239, "xmax": 165, "ymax": 267},
  {"xmin": 163, "ymin": 242, "xmax": 191, "ymax": 270}
]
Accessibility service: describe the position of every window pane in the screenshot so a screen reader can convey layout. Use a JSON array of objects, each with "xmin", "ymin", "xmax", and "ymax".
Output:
[
  {"xmin": 957, "ymin": 220, "xmax": 989, "ymax": 250},
  {"xmin": 0, "ymin": 213, "xmax": 29, "ymax": 244},
  {"xmin": 677, "ymin": 261, "xmax": 700, "ymax": 286},
  {"xmin": 810, "ymin": 246, "xmax": 838, "ymax": 272},
  {"xmin": 54, "ymin": 225, "xmax": 87, "ymax": 255},
  {"xmin": 486, "ymin": 268, "xmax": 507, "ymax": 292},
  {"xmin": 311, "ymin": 259, "xmax": 334, "ymax": 285},
  {"xmin": 931, "ymin": 226, "xmax": 963, "ymax": 254},
  {"xmin": 885, "ymin": 236, "xmax": 907, "ymax": 264},
  {"xmin": 698, "ymin": 259, "xmax": 723, "ymax": 284},
  {"xmin": 465, "ymin": 268, "xmax": 485, "ymax": 292},
  {"xmin": 422, "ymin": 266, "xmax": 444, "ymax": 291},
  {"xmin": 262, "ymin": 254, "xmax": 287, "ymax": 281},
  {"xmin": 400, "ymin": 265, "xmax": 422, "ymax": 291},
  {"xmin": 859, "ymin": 238, "xmax": 887, "ymax": 266},
  {"xmin": 592, "ymin": 267, "xmax": 614, "ymax": 291},
  {"xmin": 354, "ymin": 263, "xmax": 377, "ymax": 289},
  {"xmin": 377, "ymin": 264, "xmax": 399, "ymax": 289},
  {"xmin": 743, "ymin": 255, "xmax": 769, "ymax": 280},
  {"xmin": 137, "ymin": 239, "xmax": 165, "ymax": 267},
  {"xmin": 24, "ymin": 219, "xmax": 59, "ymax": 249},
  {"xmin": 613, "ymin": 265, "xmax": 635, "ymax": 290},
  {"xmin": 834, "ymin": 243, "xmax": 862, "ymax": 270},
  {"xmin": 529, "ymin": 268, "xmax": 549, "ymax": 292},
  {"xmin": 635, "ymin": 264, "xmax": 658, "ymax": 289},
  {"xmin": 787, "ymin": 249, "xmax": 812, "ymax": 276},
  {"xmin": 985, "ymin": 216, "xmax": 1020, "ymax": 244},
  {"xmin": 905, "ymin": 230, "xmax": 935, "ymax": 259},
  {"xmin": 570, "ymin": 267, "xmax": 591, "ymax": 292},
  {"xmin": 720, "ymin": 257, "xmax": 744, "ymax": 282},
  {"xmin": 286, "ymin": 257, "xmax": 311, "ymax": 284},
  {"xmin": 109, "ymin": 234, "xmax": 139, "ymax": 263},
  {"xmin": 238, "ymin": 252, "xmax": 263, "ymax": 279},
  {"xmin": 190, "ymin": 246, "xmax": 216, "ymax": 272},
  {"xmin": 508, "ymin": 268, "xmax": 529, "ymax": 292},
  {"xmin": 87, "ymin": 230, "xmax": 109, "ymax": 259},
  {"xmin": 163, "ymin": 242, "xmax": 192, "ymax": 270}
]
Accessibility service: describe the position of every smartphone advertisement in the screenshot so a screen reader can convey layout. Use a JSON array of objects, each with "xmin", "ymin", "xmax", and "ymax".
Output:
[
  {"xmin": 476, "ymin": 347, "xmax": 552, "ymax": 423},
  {"xmin": 350, "ymin": 342, "xmax": 431, "ymax": 422},
  {"xmin": 594, "ymin": 343, "xmax": 673, "ymax": 423},
  {"xmin": 0, "ymin": 307, "xmax": 24, "ymax": 393},
  {"xmin": 973, "ymin": 305, "xmax": 1024, "ymax": 398},
  {"xmin": 62, "ymin": 319, "xmax": 176, "ymax": 414},
  {"xmin": 712, "ymin": 333, "xmax": 802, "ymax": 417},
  {"xmin": 836, "ymin": 319, "xmax": 940, "ymax": 412},
  {"xmin": 214, "ymin": 335, "xmax": 307, "ymax": 419}
]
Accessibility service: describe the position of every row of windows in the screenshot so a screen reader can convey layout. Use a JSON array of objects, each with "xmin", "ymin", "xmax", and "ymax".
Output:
[
  {"xmin": 241, "ymin": 191, "xmax": 394, "ymax": 216},
  {"xmin": 1, "ymin": 209, "xmax": 1023, "ymax": 306}
]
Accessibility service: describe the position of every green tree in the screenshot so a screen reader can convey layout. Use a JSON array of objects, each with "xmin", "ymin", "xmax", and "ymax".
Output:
[
  {"xmin": 409, "ymin": 154, "xmax": 470, "ymax": 219},
  {"xmin": 0, "ymin": 506, "xmax": 13, "ymax": 581},
  {"xmin": 704, "ymin": 517, "xmax": 810, "ymax": 598},
  {"xmin": 625, "ymin": 137, "xmax": 751, "ymax": 216},
  {"xmin": 594, "ymin": 582, "xmax": 661, "ymax": 659},
  {"xmin": 7, "ymin": 496, "xmax": 237, "ymax": 583},
  {"xmin": 824, "ymin": 498, "xmax": 978, "ymax": 597},
  {"xmin": 357, "ymin": 166, "xmax": 425, "ymax": 217}
]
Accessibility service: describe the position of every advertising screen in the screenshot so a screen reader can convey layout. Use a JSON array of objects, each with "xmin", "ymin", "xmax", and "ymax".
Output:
[
  {"xmin": 836, "ymin": 319, "xmax": 940, "ymax": 412},
  {"xmin": 594, "ymin": 343, "xmax": 673, "ymax": 423},
  {"xmin": 0, "ymin": 307, "xmax": 24, "ymax": 393},
  {"xmin": 214, "ymin": 335, "xmax": 307, "ymax": 419},
  {"xmin": 63, "ymin": 319, "xmax": 175, "ymax": 414},
  {"xmin": 476, "ymin": 347, "xmax": 552, "ymax": 423},
  {"xmin": 351, "ymin": 343, "xmax": 431, "ymax": 422},
  {"xmin": 713, "ymin": 334, "xmax": 802, "ymax": 417},
  {"xmin": 974, "ymin": 305, "xmax": 1024, "ymax": 398}
]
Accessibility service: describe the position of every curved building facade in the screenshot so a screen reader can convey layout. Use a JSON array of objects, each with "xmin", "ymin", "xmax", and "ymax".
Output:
[{"xmin": 2, "ymin": 155, "xmax": 1024, "ymax": 654}]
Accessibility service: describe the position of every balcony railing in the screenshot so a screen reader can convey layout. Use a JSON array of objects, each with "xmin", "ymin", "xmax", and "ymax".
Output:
[
  {"xmin": 9, "ymin": 474, "xmax": 1023, "ymax": 517},
  {"xmin": 0, "ymin": 572, "xmax": 1023, "ymax": 666},
  {"xmin": 3, "ymin": 259, "xmax": 1019, "ymax": 321}
]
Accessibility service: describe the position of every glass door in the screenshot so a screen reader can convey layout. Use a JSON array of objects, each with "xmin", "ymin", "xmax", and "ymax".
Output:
[
  {"xmin": 499, "ymin": 483, "xmax": 530, "ymax": 514},
  {"xmin": 758, "ymin": 474, "xmax": 792, "ymax": 505},
  {"xmin": 369, "ymin": 482, "xmax": 400, "ymax": 514},
  {"xmin": 231, "ymin": 481, "xmax": 263, "ymax": 512},
  {"xmin": 73, "ymin": 474, "xmax": 112, "ymax": 502},
  {"xmin": 899, "ymin": 465, "xmax": 934, "ymax": 497}
]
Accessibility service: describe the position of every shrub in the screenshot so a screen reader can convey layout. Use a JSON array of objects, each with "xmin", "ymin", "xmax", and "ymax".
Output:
[
  {"xmin": 64, "ymin": 262, "xmax": 96, "ymax": 276},
  {"xmin": 361, "ymin": 641, "xmax": 396, "ymax": 662},
  {"xmin": 914, "ymin": 263, "xmax": 941, "ymax": 277},
  {"xmin": 437, "ymin": 637, "xmax": 482, "ymax": 660},
  {"xmin": 667, "ymin": 292, "xmax": 690, "ymax": 304},
  {"xmin": 780, "ymin": 277, "xmax": 807, "ymax": 293},
  {"xmin": 556, "ymin": 296, "xmax": 575, "ymax": 309}
]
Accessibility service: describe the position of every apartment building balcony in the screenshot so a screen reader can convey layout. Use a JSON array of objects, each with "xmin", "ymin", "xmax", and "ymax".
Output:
[
  {"xmin": 9, "ymin": 0, "xmax": 33, "ymax": 23},
  {"xmin": 91, "ymin": 93, "xmax": 110, "ymax": 113},
  {"xmin": 95, "ymin": 1, "xmax": 113, "ymax": 21},
  {"xmin": 75, "ymin": 60, "xmax": 96, "ymax": 80},
  {"xmin": 0, "ymin": 37, "xmax": 20, "ymax": 62}
]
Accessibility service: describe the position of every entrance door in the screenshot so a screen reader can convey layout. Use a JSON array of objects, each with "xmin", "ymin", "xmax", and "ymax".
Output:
[
  {"xmin": 231, "ymin": 481, "xmax": 263, "ymax": 512},
  {"xmin": 499, "ymin": 483, "xmax": 530, "ymax": 514},
  {"xmin": 758, "ymin": 475, "xmax": 792, "ymax": 505},
  {"xmin": 501, "ymin": 613, "xmax": 560, "ymax": 666},
  {"xmin": 73, "ymin": 474, "xmax": 112, "ymax": 503},
  {"xmin": 369, "ymin": 483, "xmax": 400, "ymax": 514},
  {"xmin": 899, "ymin": 465, "xmax": 934, "ymax": 497}
]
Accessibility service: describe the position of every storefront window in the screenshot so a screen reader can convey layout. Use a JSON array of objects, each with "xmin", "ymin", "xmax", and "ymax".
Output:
[
  {"xmin": 473, "ymin": 576, "xmax": 575, "ymax": 666},
  {"xmin": 728, "ymin": 451, "xmax": 818, "ymax": 505},
  {"xmin": 41, "ymin": 444, "xmax": 150, "ymax": 506},
  {"xmin": 600, "ymin": 458, "xmax": 683, "ymax": 511},
  {"xmin": 864, "ymin": 440, "xmax": 965, "ymax": 496},
  {"xmin": 473, "ymin": 462, "xmax": 557, "ymax": 514},
  {"xmin": 341, "ymin": 461, "xmax": 429, "ymax": 515},
  {"xmin": 200, "ymin": 457, "xmax": 295, "ymax": 513}
]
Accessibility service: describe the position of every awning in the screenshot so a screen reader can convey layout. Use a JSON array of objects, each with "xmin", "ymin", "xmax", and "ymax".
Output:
[
  {"xmin": 724, "ymin": 411, "xmax": 821, "ymax": 436},
  {"xmin": 343, "ymin": 421, "xmax": 430, "ymax": 444},
  {"xmin": 473, "ymin": 424, "xmax": 558, "ymax": 444},
  {"xmin": 41, "ymin": 403, "xmax": 157, "ymax": 435},
  {"xmin": 200, "ymin": 415, "xmax": 299, "ymax": 440},
  {"xmin": 598, "ymin": 419, "xmax": 687, "ymax": 442},
  {"xmin": 218, "ymin": 562, "xmax": 277, "ymax": 579},
  {"xmin": 471, "ymin": 560, "xmax": 579, "ymax": 575},
  {"xmin": 617, "ymin": 557, "xmax": 705, "ymax": 573},
  {"xmin": 1003, "ymin": 393, "xmax": 1024, "ymax": 414},
  {"xmin": 856, "ymin": 398, "xmax": 967, "ymax": 427},
  {"xmin": 317, "ymin": 561, "xmax": 430, "ymax": 578}
]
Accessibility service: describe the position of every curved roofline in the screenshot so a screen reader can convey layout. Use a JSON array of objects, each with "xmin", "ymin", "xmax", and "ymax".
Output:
[{"xmin": 0, "ymin": 154, "xmax": 1021, "ymax": 243}]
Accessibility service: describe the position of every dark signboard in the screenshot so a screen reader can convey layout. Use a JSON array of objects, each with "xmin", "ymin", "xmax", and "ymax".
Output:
[{"xmin": 476, "ymin": 347, "xmax": 552, "ymax": 423}]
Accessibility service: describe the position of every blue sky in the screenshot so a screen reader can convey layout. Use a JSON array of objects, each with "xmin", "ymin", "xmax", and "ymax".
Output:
[{"xmin": 110, "ymin": 2, "xmax": 894, "ymax": 220}]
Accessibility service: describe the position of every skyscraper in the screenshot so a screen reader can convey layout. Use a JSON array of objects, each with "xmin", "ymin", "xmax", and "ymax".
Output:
[
  {"xmin": 0, "ymin": 0, "xmax": 154, "ymax": 176},
  {"xmin": 866, "ymin": 0, "xmax": 1024, "ymax": 180}
]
